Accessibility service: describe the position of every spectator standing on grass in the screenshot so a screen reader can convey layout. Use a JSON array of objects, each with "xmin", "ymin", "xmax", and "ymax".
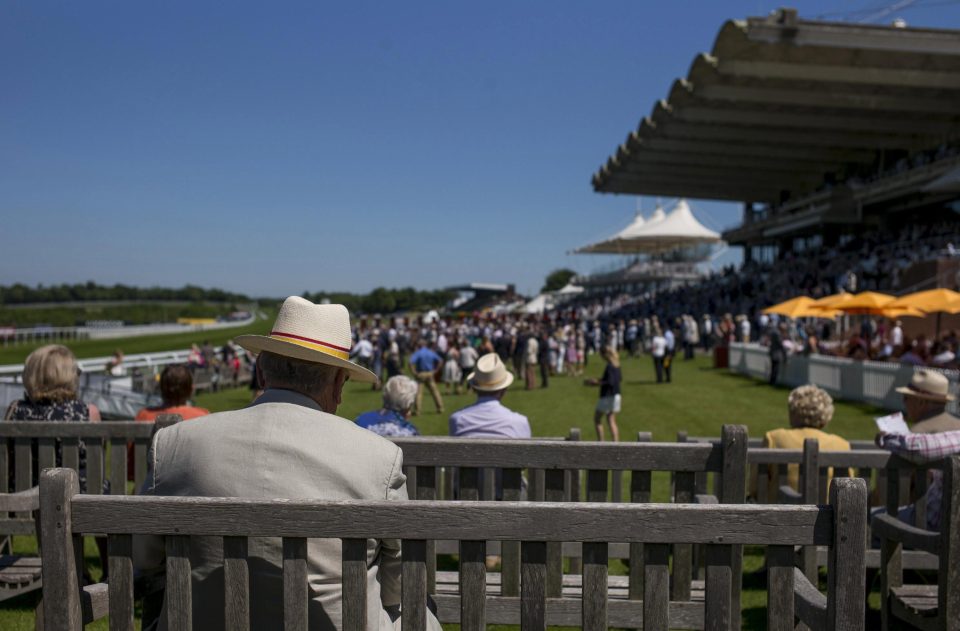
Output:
[
  {"xmin": 409, "ymin": 338, "xmax": 444, "ymax": 415},
  {"xmin": 524, "ymin": 329, "xmax": 540, "ymax": 390},
  {"xmin": 663, "ymin": 324, "xmax": 676, "ymax": 383},
  {"xmin": 441, "ymin": 345, "xmax": 462, "ymax": 395},
  {"xmin": 651, "ymin": 326, "xmax": 667, "ymax": 384},
  {"xmin": 585, "ymin": 347, "xmax": 621, "ymax": 442},
  {"xmin": 768, "ymin": 323, "xmax": 787, "ymax": 385},
  {"xmin": 458, "ymin": 339, "xmax": 478, "ymax": 392},
  {"xmin": 355, "ymin": 375, "xmax": 420, "ymax": 437}
]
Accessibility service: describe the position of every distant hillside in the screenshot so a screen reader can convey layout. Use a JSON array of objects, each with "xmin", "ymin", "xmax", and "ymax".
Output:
[{"xmin": 0, "ymin": 282, "xmax": 249, "ymax": 305}]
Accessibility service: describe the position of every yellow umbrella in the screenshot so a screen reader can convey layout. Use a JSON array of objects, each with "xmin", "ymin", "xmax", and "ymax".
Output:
[
  {"xmin": 762, "ymin": 296, "xmax": 814, "ymax": 317},
  {"xmin": 886, "ymin": 288, "xmax": 960, "ymax": 314},
  {"xmin": 810, "ymin": 292, "xmax": 855, "ymax": 310},
  {"xmin": 878, "ymin": 306, "xmax": 925, "ymax": 319},
  {"xmin": 833, "ymin": 291, "xmax": 895, "ymax": 315}
]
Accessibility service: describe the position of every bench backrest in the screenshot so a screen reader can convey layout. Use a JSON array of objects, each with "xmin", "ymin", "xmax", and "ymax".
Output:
[{"xmin": 38, "ymin": 468, "xmax": 866, "ymax": 631}]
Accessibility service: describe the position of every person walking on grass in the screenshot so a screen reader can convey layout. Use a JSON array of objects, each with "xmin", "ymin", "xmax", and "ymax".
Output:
[{"xmin": 585, "ymin": 347, "xmax": 621, "ymax": 441}]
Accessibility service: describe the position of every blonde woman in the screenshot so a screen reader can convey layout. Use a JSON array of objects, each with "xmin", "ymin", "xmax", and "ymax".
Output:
[
  {"xmin": 586, "ymin": 347, "xmax": 621, "ymax": 441},
  {"xmin": 5, "ymin": 344, "xmax": 100, "ymax": 423}
]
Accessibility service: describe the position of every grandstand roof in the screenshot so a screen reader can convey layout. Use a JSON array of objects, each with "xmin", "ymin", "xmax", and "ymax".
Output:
[
  {"xmin": 574, "ymin": 199, "xmax": 719, "ymax": 254},
  {"xmin": 591, "ymin": 8, "xmax": 960, "ymax": 203}
]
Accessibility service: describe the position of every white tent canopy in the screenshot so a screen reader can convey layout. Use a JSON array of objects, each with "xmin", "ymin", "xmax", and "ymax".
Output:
[{"xmin": 573, "ymin": 199, "xmax": 720, "ymax": 255}]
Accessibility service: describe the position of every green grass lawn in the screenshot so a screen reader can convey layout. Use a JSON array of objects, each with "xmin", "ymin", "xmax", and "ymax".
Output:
[
  {"xmin": 0, "ymin": 312, "xmax": 274, "ymax": 364},
  {"xmin": 1, "ymin": 352, "xmax": 887, "ymax": 629}
]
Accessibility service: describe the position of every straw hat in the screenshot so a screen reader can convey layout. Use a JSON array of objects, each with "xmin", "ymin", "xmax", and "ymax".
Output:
[
  {"xmin": 895, "ymin": 369, "xmax": 955, "ymax": 403},
  {"xmin": 236, "ymin": 296, "xmax": 378, "ymax": 383},
  {"xmin": 467, "ymin": 353, "xmax": 514, "ymax": 392}
]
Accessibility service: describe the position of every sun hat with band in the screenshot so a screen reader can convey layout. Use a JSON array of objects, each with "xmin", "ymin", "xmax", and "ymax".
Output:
[
  {"xmin": 467, "ymin": 353, "xmax": 514, "ymax": 392},
  {"xmin": 235, "ymin": 296, "xmax": 378, "ymax": 384},
  {"xmin": 895, "ymin": 369, "xmax": 956, "ymax": 403}
]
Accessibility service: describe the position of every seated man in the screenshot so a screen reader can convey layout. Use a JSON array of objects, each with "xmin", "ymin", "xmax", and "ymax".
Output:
[
  {"xmin": 449, "ymin": 353, "xmax": 531, "ymax": 439},
  {"xmin": 751, "ymin": 384, "xmax": 851, "ymax": 501},
  {"xmin": 135, "ymin": 364, "xmax": 210, "ymax": 422},
  {"xmin": 896, "ymin": 369, "xmax": 960, "ymax": 433},
  {"xmin": 136, "ymin": 296, "xmax": 440, "ymax": 631},
  {"xmin": 355, "ymin": 375, "xmax": 421, "ymax": 437}
]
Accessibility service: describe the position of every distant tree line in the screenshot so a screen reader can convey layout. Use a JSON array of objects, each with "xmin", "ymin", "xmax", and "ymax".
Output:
[
  {"xmin": 0, "ymin": 282, "xmax": 250, "ymax": 305},
  {"xmin": 0, "ymin": 303, "xmax": 244, "ymax": 328},
  {"xmin": 302, "ymin": 287, "xmax": 456, "ymax": 315}
]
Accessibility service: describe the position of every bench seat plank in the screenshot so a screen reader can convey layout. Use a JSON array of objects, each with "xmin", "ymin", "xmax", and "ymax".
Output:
[{"xmin": 890, "ymin": 584, "xmax": 939, "ymax": 616}]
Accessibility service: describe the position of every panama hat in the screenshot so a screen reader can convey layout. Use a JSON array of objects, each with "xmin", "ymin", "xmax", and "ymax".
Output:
[
  {"xmin": 236, "ymin": 296, "xmax": 378, "ymax": 384},
  {"xmin": 895, "ymin": 369, "xmax": 955, "ymax": 403},
  {"xmin": 467, "ymin": 353, "xmax": 514, "ymax": 392}
]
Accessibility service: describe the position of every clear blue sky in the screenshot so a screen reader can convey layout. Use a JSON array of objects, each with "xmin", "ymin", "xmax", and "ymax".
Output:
[{"xmin": 4, "ymin": 1, "xmax": 960, "ymax": 297}]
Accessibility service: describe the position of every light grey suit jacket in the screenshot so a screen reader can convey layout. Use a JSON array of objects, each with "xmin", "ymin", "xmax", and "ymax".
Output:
[{"xmin": 136, "ymin": 388, "xmax": 439, "ymax": 631}]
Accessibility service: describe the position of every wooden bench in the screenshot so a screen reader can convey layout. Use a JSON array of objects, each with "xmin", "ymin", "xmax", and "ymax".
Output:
[
  {"xmin": 0, "ymin": 486, "xmax": 41, "ymax": 602},
  {"xmin": 38, "ymin": 467, "xmax": 868, "ymax": 631},
  {"xmin": 873, "ymin": 454, "xmax": 959, "ymax": 631},
  {"xmin": 391, "ymin": 425, "xmax": 749, "ymax": 628}
]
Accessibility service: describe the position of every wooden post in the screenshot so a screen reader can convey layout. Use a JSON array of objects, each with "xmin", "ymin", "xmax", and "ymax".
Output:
[
  {"xmin": 719, "ymin": 424, "xmax": 747, "ymax": 631},
  {"xmin": 39, "ymin": 468, "xmax": 83, "ymax": 630},
  {"xmin": 939, "ymin": 456, "xmax": 959, "ymax": 630},
  {"xmin": 800, "ymin": 439, "xmax": 820, "ymax": 583},
  {"xmin": 826, "ymin": 478, "xmax": 866, "ymax": 631}
]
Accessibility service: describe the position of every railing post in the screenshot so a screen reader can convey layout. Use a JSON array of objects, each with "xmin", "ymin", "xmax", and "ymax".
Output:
[{"xmin": 40, "ymin": 468, "xmax": 83, "ymax": 630}]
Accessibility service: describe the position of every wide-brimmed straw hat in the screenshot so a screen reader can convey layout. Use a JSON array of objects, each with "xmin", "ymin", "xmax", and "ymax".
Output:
[
  {"xmin": 236, "ymin": 296, "xmax": 378, "ymax": 384},
  {"xmin": 467, "ymin": 353, "xmax": 514, "ymax": 392},
  {"xmin": 895, "ymin": 369, "xmax": 955, "ymax": 403}
]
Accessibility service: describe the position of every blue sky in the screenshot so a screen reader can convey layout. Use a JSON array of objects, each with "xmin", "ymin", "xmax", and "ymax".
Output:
[{"xmin": 4, "ymin": 1, "xmax": 960, "ymax": 297}]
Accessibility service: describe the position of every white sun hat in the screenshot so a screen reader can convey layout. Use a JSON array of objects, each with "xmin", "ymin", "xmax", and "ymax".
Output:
[
  {"xmin": 236, "ymin": 296, "xmax": 378, "ymax": 384},
  {"xmin": 467, "ymin": 353, "xmax": 515, "ymax": 392}
]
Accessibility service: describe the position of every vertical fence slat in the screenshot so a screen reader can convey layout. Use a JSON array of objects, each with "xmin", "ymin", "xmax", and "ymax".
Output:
[
  {"xmin": 401, "ymin": 539, "xmax": 427, "ymax": 631},
  {"xmin": 342, "ymin": 538, "xmax": 368, "ymax": 631},
  {"xmin": 224, "ymin": 536, "xmax": 250, "ymax": 631},
  {"xmin": 704, "ymin": 545, "xmax": 733, "ymax": 631},
  {"xmin": 86, "ymin": 439, "xmax": 104, "ymax": 496},
  {"xmin": 530, "ymin": 468, "xmax": 545, "ymax": 502},
  {"xmin": 37, "ymin": 437, "xmax": 56, "ymax": 473},
  {"xmin": 719, "ymin": 424, "xmax": 747, "ymax": 629},
  {"xmin": 881, "ymin": 466, "xmax": 903, "ymax": 631},
  {"xmin": 672, "ymin": 471, "xmax": 695, "ymax": 601},
  {"xmin": 459, "ymin": 467, "xmax": 480, "ymax": 501},
  {"xmin": 283, "ymin": 537, "xmax": 308, "ymax": 631},
  {"xmin": 110, "ymin": 438, "xmax": 127, "ymax": 495},
  {"xmin": 0, "ymin": 439, "xmax": 8, "ymax": 495},
  {"xmin": 800, "ymin": 439, "xmax": 820, "ymax": 583},
  {"xmin": 501, "ymin": 468, "xmax": 522, "ymax": 597},
  {"xmin": 544, "ymin": 469, "xmax": 565, "ymax": 598},
  {"xmin": 415, "ymin": 466, "xmax": 437, "ymax": 594},
  {"xmin": 582, "ymin": 541, "xmax": 608, "ymax": 631},
  {"xmin": 165, "ymin": 536, "xmax": 192, "ymax": 631},
  {"xmin": 766, "ymin": 545, "xmax": 795, "ymax": 631},
  {"xmin": 643, "ymin": 543, "xmax": 670, "ymax": 631},
  {"xmin": 14, "ymin": 438, "xmax": 31, "ymax": 494},
  {"xmin": 521, "ymin": 541, "xmax": 546, "ymax": 631},
  {"xmin": 61, "ymin": 438, "xmax": 80, "ymax": 475},
  {"xmin": 566, "ymin": 428, "xmax": 582, "ymax": 576},
  {"xmin": 134, "ymin": 439, "xmax": 149, "ymax": 491},
  {"xmin": 460, "ymin": 540, "xmax": 486, "ymax": 631},
  {"xmin": 108, "ymin": 534, "xmax": 135, "ymax": 631},
  {"xmin": 629, "ymin": 459, "xmax": 651, "ymax": 600}
]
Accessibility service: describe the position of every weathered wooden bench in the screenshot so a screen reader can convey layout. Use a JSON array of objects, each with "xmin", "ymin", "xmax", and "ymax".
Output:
[
  {"xmin": 873, "ymin": 454, "xmax": 959, "ymax": 631},
  {"xmin": 0, "ymin": 486, "xmax": 41, "ymax": 602},
  {"xmin": 391, "ymin": 425, "xmax": 749, "ymax": 628},
  {"xmin": 38, "ymin": 467, "xmax": 868, "ymax": 631}
]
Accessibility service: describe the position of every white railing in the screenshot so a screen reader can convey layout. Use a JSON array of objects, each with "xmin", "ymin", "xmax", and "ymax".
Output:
[
  {"xmin": 0, "ymin": 348, "xmax": 199, "ymax": 378},
  {"xmin": 728, "ymin": 343, "xmax": 960, "ymax": 415},
  {"xmin": 0, "ymin": 314, "xmax": 258, "ymax": 345}
]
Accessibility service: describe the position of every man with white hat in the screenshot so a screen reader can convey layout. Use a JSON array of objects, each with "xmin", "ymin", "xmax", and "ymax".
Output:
[
  {"xmin": 449, "ymin": 353, "xmax": 531, "ymax": 438},
  {"xmin": 896, "ymin": 369, "xmax": 960, "ymax": 434},
  {"xmin": 136, "ymin": 296, "xmax": 440, "ymax": 631}
]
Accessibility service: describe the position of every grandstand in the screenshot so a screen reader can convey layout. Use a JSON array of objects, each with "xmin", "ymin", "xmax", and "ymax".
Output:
[{"xmin": 589, "ymin": 8, "xmax": 960, "ymax": 321}]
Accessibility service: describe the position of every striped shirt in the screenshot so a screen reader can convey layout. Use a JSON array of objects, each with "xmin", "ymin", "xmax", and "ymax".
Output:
[{"xmin": 878, "ymin": 430, "xmax": 960, "ymax": 531}]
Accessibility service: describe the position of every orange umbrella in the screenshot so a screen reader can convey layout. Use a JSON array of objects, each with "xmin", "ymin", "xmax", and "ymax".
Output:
[
  {"xmin": 833, "ymin": 291, "xmax": 895, "ymax": 315},
  {"xmin": 810, "ymin": 292, "xmax": 855, "ymax": 310},
  {"xmin": 878, "ymin": 306, "xmax": 925, "ymax": 319},
  {"xmin": 886, "ymin": 288, "xmax": 960, "ymax": 314},
  {"xmin": 762, "ymin": 296, "xmax": 813, "ymax": 317}
]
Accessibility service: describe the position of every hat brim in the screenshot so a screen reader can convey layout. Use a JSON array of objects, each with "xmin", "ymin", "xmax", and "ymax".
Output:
[
  {"xmin": 895, "ymin": 386, "xmax": 955, "ymax": 402},
  {"xmin": 235, "ymin": 335, "xmax": 379, "ymax": 384},
  {"xmin": 466, "ymin": 370, "xmax": 514, "ymax": 392}
]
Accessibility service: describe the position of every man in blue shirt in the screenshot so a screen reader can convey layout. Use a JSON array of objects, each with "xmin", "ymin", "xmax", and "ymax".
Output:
[
  {"xmin": 449, "ymin": 353, "xmax": 530, "ymax": 438},
  {"xmin": 355, "ymin": 375, "xmax": 421, "ymax": 437},
  {"xmin": 409, "ymin": 339, "xmax": 444, "ymax": 415},
  {"xmin": 664, "ymin": 324, "xmax": 676, "ymax": 383}
]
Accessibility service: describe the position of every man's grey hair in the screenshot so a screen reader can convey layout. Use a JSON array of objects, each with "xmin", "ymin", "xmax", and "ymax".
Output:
[
  {"xmin": 257, "ymin": 351, "xmax": 340, "ymax": 397},
  {"xmin": 382, "ymin": 375, "xmax": 418, "ymax": 414}
]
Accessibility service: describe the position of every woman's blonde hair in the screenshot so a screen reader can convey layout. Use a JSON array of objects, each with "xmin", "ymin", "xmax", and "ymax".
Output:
[
  {"xmin": 787, "ymin": 384, "xmax": 834, "ymax": 429},
  {"xmin": 22, "ymin": 344, "xmax": 80, "ymax": 403},
  {"xmin": 603, "ymin": 346, "xmax": 621, "ymax": 368}
]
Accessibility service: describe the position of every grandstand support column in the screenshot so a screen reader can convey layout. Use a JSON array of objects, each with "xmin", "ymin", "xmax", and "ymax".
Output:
[{"xmin": 744, "ymin": 245, "xmax": 753, "ymax": 264}]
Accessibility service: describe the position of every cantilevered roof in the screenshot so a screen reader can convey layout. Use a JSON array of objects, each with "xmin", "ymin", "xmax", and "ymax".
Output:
[
  {"xmin": 592, "ymin": 8, "xmax": 960, "ymax": 202},
  {"xmin": 574, "ymin": 199, "xmax": 719, "ymax": 254}
]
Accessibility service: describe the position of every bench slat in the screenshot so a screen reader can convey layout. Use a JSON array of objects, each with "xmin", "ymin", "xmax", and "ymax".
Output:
[
  {"xmin": 165, "ymin": 535, "xmax": 191, "ymax": 631},
  {"xmin": 704, "ymin": 545, "xmax": 733, "ymax": 631},
  {"xmin": 87, "ymin": 440, "xmax": 104, "ymax": 496},
  {"xmin": 521, "ymin": 541, "xmax": 546, "ymax": 631},
  {"xmin": 108, "ymin": 534, "xmax": 134, "ymax": 631},
  {"xmin": 545, "ymin": 468, "xmax": 565, "ymax": 598},
  {"xmin": 766, "ymin": 545, "xmax": 795, "ymax": 631},
  {"xmin": 459, "ymin": 540, "xmax": 486, "ymax": 631},
  {"xmin": 672, "ymin": 471, "xmax": 695, "ymax": 602},
  {"xmin": 341, "ymin": 538, "xmax": 367, "ymax": 631},
  {"xmin": 37, "ymin": 437, "xmax": 56, "ymax": 474},
  {"xmin": 629, "ymin": 432, "xmax": 652, "ymax": 601},
  {"xmin": 134, "ymin": 439, "xmax": 149, "ymax": 491},
  {"xmin": 282, "ymin": 537, "xmax": 308, "ymax": 631},
  {"xmin": 401, "ymin": 539, "xmax": 427, "ymax": 631},
  {"xmin": 501, "ymin": 468, "xmax": 522, "ymax": 597},
  {"xmin": 643, "ymin": 543, "xmax": 669, "ymax": 631},
  {"xmin": 224, "ymin": 536, "xmax": 250, "ymax": 631},
  {"xmin": 109, "ymin": 438, "xmax": 127, "ymax": 496},
  {"xmin": 61, "ymin": 438, "xmax": 80, "ymax": 476},
  {"xmin": 415, "ymin": 466, "xmax": 436, "ymax": 595},
  {"xmin": 582, "ymin": 542, "xmax": 607, "ymax": 631}
]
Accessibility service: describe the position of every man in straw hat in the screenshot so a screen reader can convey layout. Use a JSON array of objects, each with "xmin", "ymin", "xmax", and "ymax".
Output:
[
  {"xmin": 449, "ymin": 353, "xmax": 531, "ymax": 438},
  {"xmin": 896, "ymin": 369, "xmax": 960, "ymax": 434},
  {"xmin": 136, "ymin": 296, "xmax": 440, "ymax": 631}
]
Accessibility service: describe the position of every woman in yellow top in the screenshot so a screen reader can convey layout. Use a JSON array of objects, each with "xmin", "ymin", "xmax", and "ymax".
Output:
[{"xmin": 753, "ymin": 384, "xmax": 852, "ymax": 501}]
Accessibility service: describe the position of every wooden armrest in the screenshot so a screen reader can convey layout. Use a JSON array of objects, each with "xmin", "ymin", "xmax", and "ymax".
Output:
[
  {"xmin": 80, "ymin": 582, "xmax": 109, "ymax": 624},
  {"xmin": 871, "ymin": 513, "xmax": 939, "ymax": 554},
  {"xmin": 793, "ymin": 567, "xmax": 826, "ymax": 631},
  {"xmin": 0, "ymin": 487, "xmax": 40, "ymax": 512},
  {"xmin": 694, "ymin": 494, "xmax": 718, "ymax": 505},
  {"xmin": 778, "ymin": 485, "xmax": 803, "ymax": 505}
]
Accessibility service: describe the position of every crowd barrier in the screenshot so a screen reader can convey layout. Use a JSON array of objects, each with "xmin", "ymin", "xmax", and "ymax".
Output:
[{"xmin": 727, "ymin": 343, "xmax": 960, "ymax": 415}]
